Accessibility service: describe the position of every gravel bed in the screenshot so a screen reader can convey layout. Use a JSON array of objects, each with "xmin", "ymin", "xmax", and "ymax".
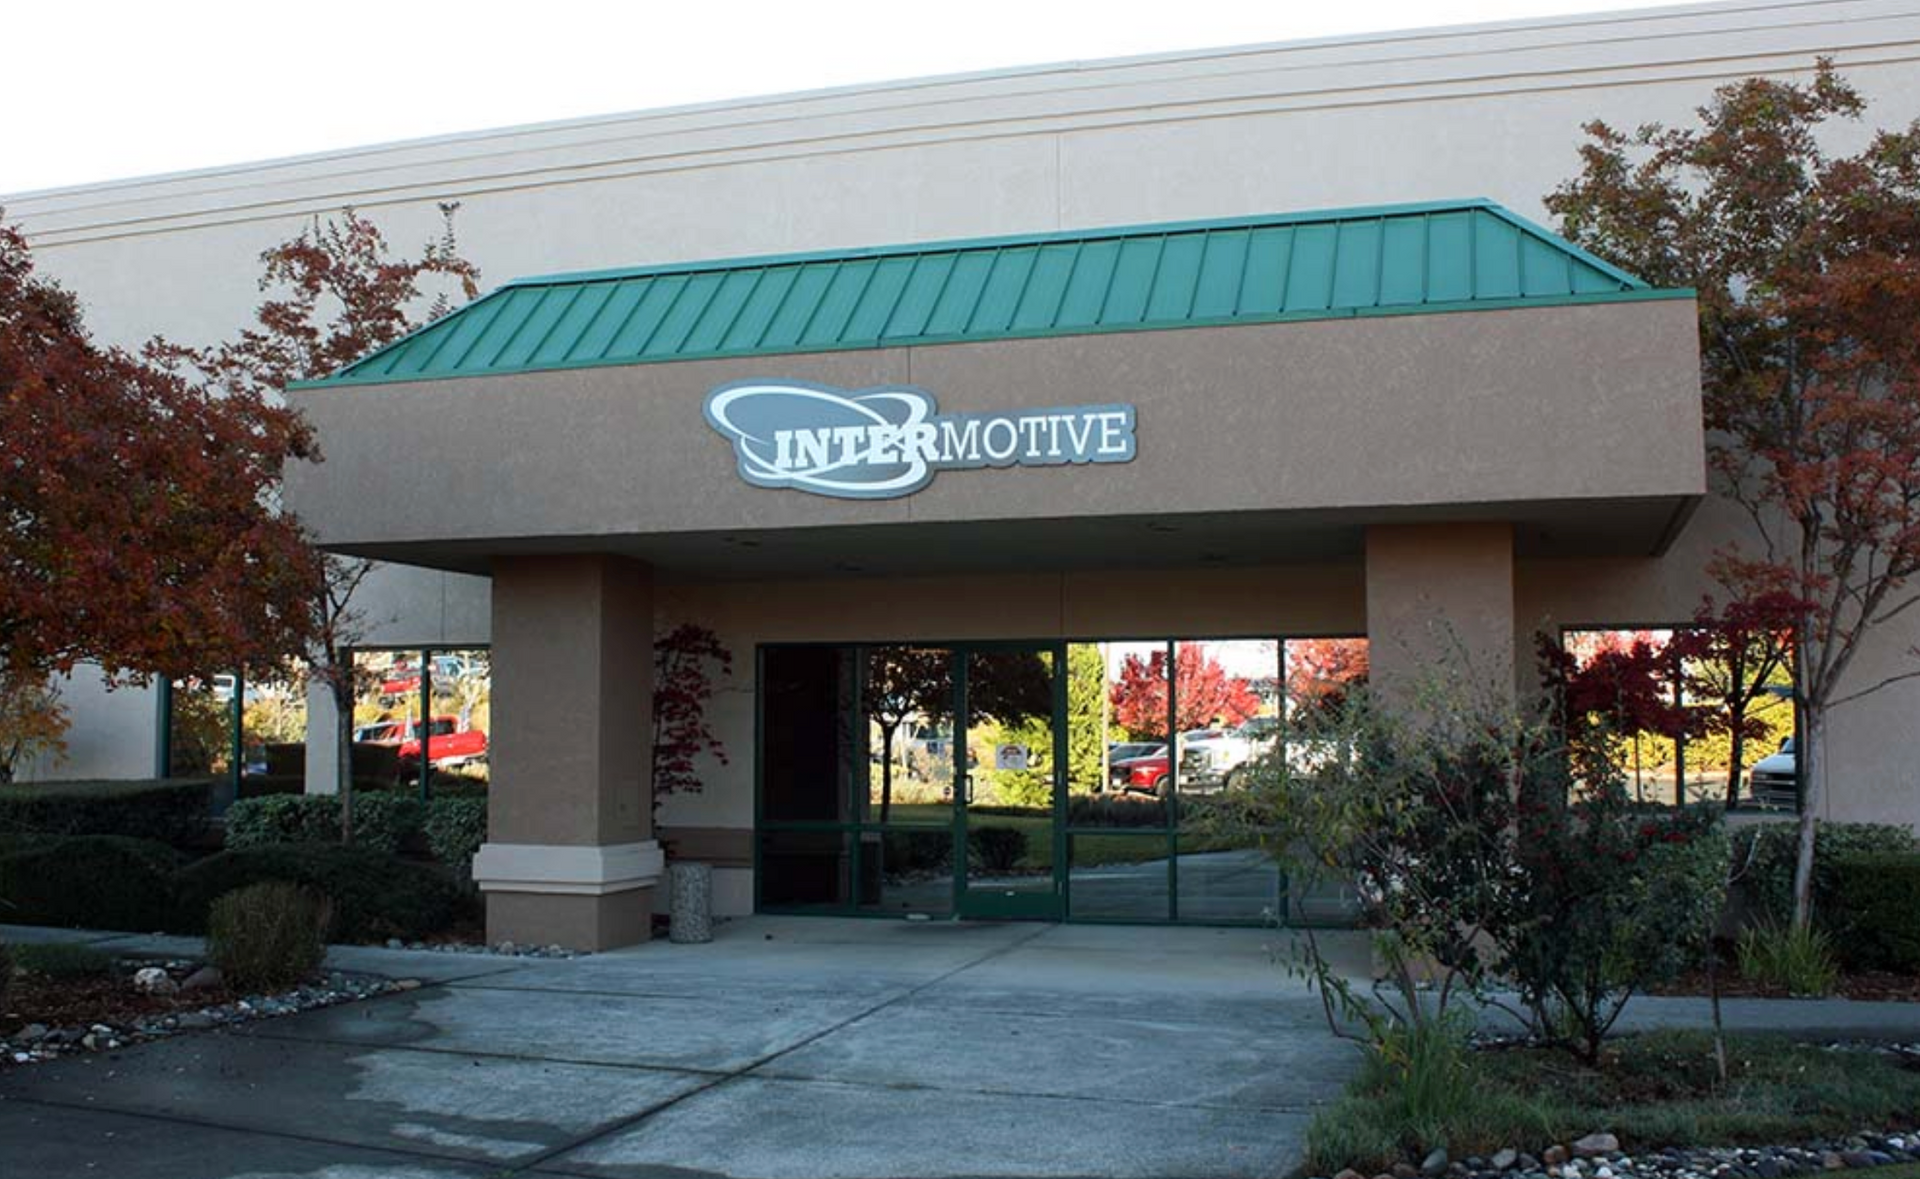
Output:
[
  {"xmin": 1319, "ymin": 1131, "xmax": 1920, "ymax": 1179},
  {"xmin": 1, "ymin": 958, "xmax": 419, "ymax": 1068},
  {"xmin": 381, "ymin": 938, "xmax": 584, "ymax": 958}
]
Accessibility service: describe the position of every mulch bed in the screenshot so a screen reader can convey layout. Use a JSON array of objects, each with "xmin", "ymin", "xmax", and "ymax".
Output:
[
  {"xmin": 2, "ymin": 972, "xmax": 238, "ymax": 1038},
  {"xmin": 1650, "ymin": 968, "xmax": 1920, "ymax": 1002}
]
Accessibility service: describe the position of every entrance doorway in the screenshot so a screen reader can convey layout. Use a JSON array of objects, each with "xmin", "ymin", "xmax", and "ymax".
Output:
[{"xmin": 755, "ymin": 637, "xmax": 1322, "ymax": 924}]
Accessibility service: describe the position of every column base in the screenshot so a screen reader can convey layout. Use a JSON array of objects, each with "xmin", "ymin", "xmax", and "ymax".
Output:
[
  {"xmin": 473, "ymin": 840, "xmax": 664, "ymax": 951},
  {"xmin": 486, "ymin": 889, "xmax": 655, "ymax": 951}
]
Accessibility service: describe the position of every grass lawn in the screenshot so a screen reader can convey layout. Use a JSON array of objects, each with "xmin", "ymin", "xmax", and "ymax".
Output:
[{"xmin": 1308, "ymin": 1031, "xmax": 1920, "ymax": 1175}]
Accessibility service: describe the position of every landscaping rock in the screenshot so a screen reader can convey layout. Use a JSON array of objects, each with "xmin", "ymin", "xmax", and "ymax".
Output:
[
  {"xmin": 1334, "ymin": 1169, "xmax": 1366, "ymax": 1179},
  {"xmin": 1393, "ymin": 1163, "xmax": 1418, "ymax": 1178},
  {"xmin": 17, "ymin": 1024, "xmax": 47, "ymax": 1043},
  {"xmin": 132, "ymin": 966, "xmax": 178, "ymax": 996},
  {"xmin": 1545, "ymin": 1148, "xmax": 1571, "ymax": 1167},
  {"xmin": 179, "ymin": 966, "xmax": 223, "ymax": 993},
  {"xmin": 1492, "ymin": 1151, "xmax": 1520, "ymax": 1172},
  {"xmin": 1840, "ymin": 1153, "xmax": 1877, "ymax": 1169},
  {"xmin": 1574, "ymin": 1135, "xmax": 1620, "ymax": 1159},
  {"xmin": 1424, "ymin": 1149, "xmax": 1451, "ymax": 1175}
]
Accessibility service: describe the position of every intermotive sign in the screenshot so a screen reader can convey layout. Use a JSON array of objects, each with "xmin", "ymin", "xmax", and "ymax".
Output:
[{"xmin": 702, "ymin": 380, "xmax": 1136, "ymax": 500}]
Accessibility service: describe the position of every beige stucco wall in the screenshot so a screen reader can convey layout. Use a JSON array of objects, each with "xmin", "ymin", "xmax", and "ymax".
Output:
[{"xmin": 284, "ymin": 299, "xmax": 1703, "ymax": 552}]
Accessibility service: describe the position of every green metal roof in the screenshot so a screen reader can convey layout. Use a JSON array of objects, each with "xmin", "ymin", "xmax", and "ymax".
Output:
[{"xmin": 297, "ymin": 199, "xmax": 1680, "ymax": 389}]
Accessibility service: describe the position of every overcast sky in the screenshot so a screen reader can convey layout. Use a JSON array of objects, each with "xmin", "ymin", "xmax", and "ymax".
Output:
[{"xmin": 5, "ymin": 0, "xmax": 1689, "ymax": 195}]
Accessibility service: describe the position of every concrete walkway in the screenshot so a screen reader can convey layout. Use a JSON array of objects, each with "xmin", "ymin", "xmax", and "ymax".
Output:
[{"xmin": 0, "ymin": 918, "xmax": 1360, "ymax": 1179}]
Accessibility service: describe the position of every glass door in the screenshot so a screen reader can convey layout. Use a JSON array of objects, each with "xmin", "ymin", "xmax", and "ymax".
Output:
[{"xmin": 958, "ymin": 644, "xmax": 1065, "ymax": 919}]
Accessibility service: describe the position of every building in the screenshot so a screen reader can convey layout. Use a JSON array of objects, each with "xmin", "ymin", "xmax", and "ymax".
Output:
[{"xmin": 11, "ymin": 0, "xmax": 1920, "ymax": 948}]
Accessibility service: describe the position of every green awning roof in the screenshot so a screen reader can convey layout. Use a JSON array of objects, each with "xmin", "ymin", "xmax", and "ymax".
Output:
[{"xmin": 296, "ymin": 199, "xmax": 1679, "ymax": 389}]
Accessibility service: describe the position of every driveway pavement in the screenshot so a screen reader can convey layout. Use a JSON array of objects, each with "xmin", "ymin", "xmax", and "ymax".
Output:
[{"xmin": 0, "ymin": 917, "xmax": 1359, "ymax": 1179}]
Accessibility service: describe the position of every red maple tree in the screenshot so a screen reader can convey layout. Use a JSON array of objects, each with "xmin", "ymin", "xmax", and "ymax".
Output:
[
  {"xmin": 1549, "ymin": 61, "xmax": 1920, "ymax": 923},
  {"xmin": 0, "ymin": 214, "xmax": 319, "ymax": 685},
  {"xmin": 1109, "ymin": 645, "xmax": 1261, "ymax": 739}
]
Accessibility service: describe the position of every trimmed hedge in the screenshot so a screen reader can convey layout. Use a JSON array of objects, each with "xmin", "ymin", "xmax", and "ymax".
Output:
[
  {"xmin": 0, "ymin": 779, "xmax": 212, "ymax": 847},
  {"xmin": 0, "ymin": 835, "xmax": 185, "ymax": 932},
  {"xmin": 1732, "ymin": 821, "xmax": 1917, "ymax": 925},
  {"xmin": 226, "ymin": 792, "xmax": 460, "ymax": 859},
  {"xmin": 1827, "ymin": 853, "xmax": 1920, "ymax": 973},
  {"xmin": 422, "ymin": 797, "xmax": 487, "ymax": 878},
  {"xmin": 173, "ymin": 844, "xmax": 465, "ymax": 942}
]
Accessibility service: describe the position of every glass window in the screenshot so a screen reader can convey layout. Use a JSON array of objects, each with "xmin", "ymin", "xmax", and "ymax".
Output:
[
  {"xmin": 761, "ymin": 646, "xmax": 856, "ymax": 824},
  {"xmin": 242, "ymin": 661, "xmax": 309, "ymax": 789},
  {"xmin": 857, "ymin": 829, "xmax": 955, "ymax": 917},
  {"xmin": 760, "ymin": 829, "xmax": 852, "ymax": 910},
  {"xmin": 1171, "ymin": 640, "xmax": 1278, "ymax": 801},
  {"xmin": 856, "ymin": 646, "xmax": 954, "ymax": 826},
  {"xmin": 1084, "ymin": 641, "xmax": 1173, "ymax": 826},
  {"xmin": 1067, "ymin": 832, "xmax": 1171, "ymax": 921}
]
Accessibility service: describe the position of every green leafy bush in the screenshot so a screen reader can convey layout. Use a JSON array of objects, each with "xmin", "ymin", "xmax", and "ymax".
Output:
[
  {"xmin": 0, "ymin": 940, "xmax": 11, "ymax": 1008},
  {"xmin": 1064, "ymin": 795, "xmax": 1168, "ymax": 828},
  {"xmin": 0, "ymin": 835, "xmax": 185, "ymax": 931},
  {"xmin": 173, "ymin": 844, "xmax": 462, "ymax": 942},
  {"xmin": 1732, "ymin": 822, "xmax": 1917, "ymax": 926},
  {"xmin": 13, "ymin": 941, "xmax": 115, "ymax": 979},
  {"xmin": 880, "ymin": 829, "xmax": 952, "ymax": 875},
  {"xmin": 1737, "ymin": 920, "xmax": 1840, "ymax": 995},
  {"xmin": 1826, "ymin": 853, "xmax": 1920, "ymax": 972},
  {"xmin": 966, "ymin": 826, "xmax": 1027, "ymax": 873},
  {"xmin": 0, "ymin": 779, "xmax": 212, "ymax": 846},
  {"xmin": 206, "ymin": 882, "xmax": 330, "ymax": 990},
  {"xmin": 423, "ymin": 796, "xmax": 487, "ymax": 876},
  {"xmin": 225, "ymin": 795, "xmax": 339, "ymax": 849},
  {"xmin": 223, "ymin": 792, "xmax": 423, "ymax": 854}
]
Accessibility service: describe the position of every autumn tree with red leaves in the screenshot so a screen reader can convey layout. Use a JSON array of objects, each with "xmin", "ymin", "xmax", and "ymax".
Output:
[
  {"xmin": 653, "ymin": 624, "xmax": 733, "ymax": 822},
  {"xmin": 0, "ymin": 214, "xmax": 319, "ymax": 695},
  {"xmin": 1287, "ymin": 638, "xmax": 1370, "ymax": 719},
  {"xmin": 1549, "ymin": 61, "xmax": 1920, "ymax": 925},
  {"xmin": 1109, "ymin": 645, "xmax": 1261, "ymax": 739},
  {"xmin": 166, "ymin": 204, "xmax": 481, "ymax": 818}
]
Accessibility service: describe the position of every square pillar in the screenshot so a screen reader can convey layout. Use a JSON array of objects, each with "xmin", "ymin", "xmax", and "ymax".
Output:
[
  {"xmin": 1365, "ymin": 523, "xmax": 1516, "ymax": 707},
  {"xmin": 472, "ymin": 555, "xmax": 659, "ymax": 950}
]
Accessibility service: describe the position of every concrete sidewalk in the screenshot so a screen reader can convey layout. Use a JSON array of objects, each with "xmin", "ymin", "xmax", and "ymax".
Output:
[
  {"xmin": 0, "ymin": 918, "xmax": 1356, "ymax": 1179},
  {"xmin": 8, "ymin": 919, "xmax": 1920, "ymax": 1179}
]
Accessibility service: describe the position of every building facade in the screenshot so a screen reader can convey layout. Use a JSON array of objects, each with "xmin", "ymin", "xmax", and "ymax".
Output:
[{"xmin": 11, "ymin": 0, "xmax": 1920, "ymax": 948}]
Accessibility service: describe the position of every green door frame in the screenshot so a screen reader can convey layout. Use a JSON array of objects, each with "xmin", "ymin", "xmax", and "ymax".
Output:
[{"xmin": 953, "ymin": 640, "xmax": 1069, "ymax": 920}]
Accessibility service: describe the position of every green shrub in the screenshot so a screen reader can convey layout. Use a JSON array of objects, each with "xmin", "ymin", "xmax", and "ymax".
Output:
[
  {"xmin": 423, "ymin": 796, "xmax": 487, "ymax": 876},
  {"xmin": 12, "ymin": 941, "xmax": 115, "ymax": 979},
  {"xmin": 0, "ymin": 940, "xmax": 11, "ymax": 1008},
  {"xmin": 1732, "ymin": 822, "xmax": 1917, "ymax": 926},
  {"xmin": 1737, "ymin": 921, "xmax": 1841, "ymax": 996},
  {"xmin": 1826, "ymin": 853, "xmax": 1920, "ymax": 972},
  {"xmin": 1064, "ymin": 795, "xmax": 1168, "ymax": 828},
  {"xmin": 0, "ymin": 835, "xmax": 185, "ymax": 931},
  {"xmin": 225, "ymin": 795, "xmax": 339, "ymax": 849},
  {"xmin": 224, "ymin": 792, "xmax": 423, "ymax": 855},
  {"xmin": 966, "ymin": 826, "xmax": 1027, "ymax": 873},
  {"xmin": 206, "ymin": 882, "xmax": 330, "ymax": 990},
  {"xmin": 880, "ymin": 829, "xmax": 952, "ymax": 875},
  {"xmin": 173, "ymin": 844, "xmax": 462, "ymax": 942},
  {"xmin": 0, "ymin": 779, "xmax": 212, "ymax": 846}
]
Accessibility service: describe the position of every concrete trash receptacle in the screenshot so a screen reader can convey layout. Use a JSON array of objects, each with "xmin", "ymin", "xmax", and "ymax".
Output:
[{"xmin": 669, "ymin": 861, "xmax": 714, "ymax": 944}]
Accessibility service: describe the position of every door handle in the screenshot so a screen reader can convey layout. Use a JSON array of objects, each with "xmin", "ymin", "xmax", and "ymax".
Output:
[{"xmin": 964, "ymin": 772, "xmax": 975, "ymax": 805}]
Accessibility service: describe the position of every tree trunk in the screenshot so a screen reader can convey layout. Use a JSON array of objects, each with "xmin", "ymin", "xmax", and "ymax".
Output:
[
  {"xmin": 879, "ymin": 726, "xmax": 895, "ymax": 824},
  {"xmin": 1791, "ymin": 704, "xmax": 1824, "ymax": 930},
  {"xmin": 331, "ymin": 666, "xmax": 355, "ymax": 844},
  {"xmin": 1725, "ymin": 726, "xmax": 1746, "ymax": 812}
]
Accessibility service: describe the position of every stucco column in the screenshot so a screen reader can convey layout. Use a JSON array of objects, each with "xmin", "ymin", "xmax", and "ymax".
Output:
[
  {"xmin": 1365, "ymin": 523, "xmax": 1516, "ymax": 707},
  {"xmin": 473, "ymin": 555, "xmax": 659, "ymax": 950}
]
